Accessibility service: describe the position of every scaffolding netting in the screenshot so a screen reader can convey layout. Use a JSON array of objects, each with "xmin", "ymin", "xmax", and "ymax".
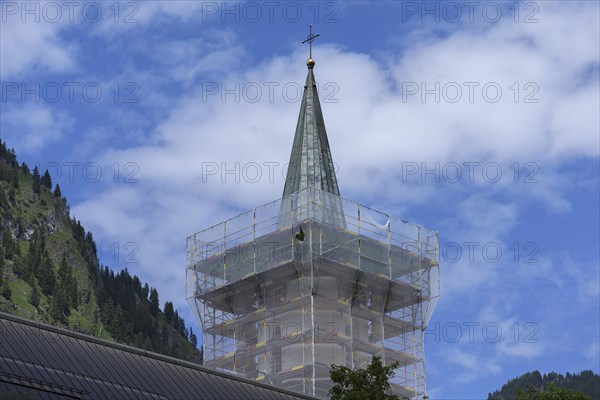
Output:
[{"xmin": 186, "ymin": 187, "xmax": 439, "ymax": 399}]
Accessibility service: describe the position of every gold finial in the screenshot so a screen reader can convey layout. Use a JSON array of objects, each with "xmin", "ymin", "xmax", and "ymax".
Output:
[{"xmin": 302, "ymin": 25, "xmax": 320, "ymax": 68}]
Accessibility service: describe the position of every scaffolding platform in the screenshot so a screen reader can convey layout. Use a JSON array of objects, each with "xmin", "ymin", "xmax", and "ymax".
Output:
[{"xmin": 187, "ymin": 187, "xmax": 439, "ymax": 399}]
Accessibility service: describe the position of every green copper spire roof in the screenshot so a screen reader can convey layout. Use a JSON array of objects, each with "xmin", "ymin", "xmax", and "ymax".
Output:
[
  {"xmin": 278, "ymin": 27, "xmax": 345, "ymax": 229},
  {"xmin": 282, "ymin": 59, "xmax": 340, "ymax": 197},
  {"xmin": 278, "ymin": 52, "xmax": 346, "ymax": 230}
]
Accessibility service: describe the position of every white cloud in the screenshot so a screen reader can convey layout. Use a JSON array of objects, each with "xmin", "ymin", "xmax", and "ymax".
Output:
[
  {"xmin": 584, "ymin": 341, "xmax": 600, "ymax": 362},
  {"xmin": 0, "ymin": 15, "xmax": 76, "ymax": 78},
  {"xmin": 497, "ymin": 339, "xmax": 544, "ymax": 359},
  {"xmin": 1, "ymin": 103, "xmax": 72, "ymax": 154},
  {"xmin": 444, "ymin": 347, "xmax": 502, "ymax": 383},
  {"xmin": 79, "ymin": 1, "xmax": 207, "ymax": 38}
]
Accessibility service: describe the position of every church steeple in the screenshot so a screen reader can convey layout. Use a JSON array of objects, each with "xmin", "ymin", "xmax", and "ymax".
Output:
[
  {"xmin": 278, "ymin": 28, "xmax": 345, "ymax": 229},
  {"xmin": 187, "ymin": 28, "xmax": 439, "ymax": 400},
  {"xmin": 282, "ymin": 27, "xmax": 340, "ymax": 198}
]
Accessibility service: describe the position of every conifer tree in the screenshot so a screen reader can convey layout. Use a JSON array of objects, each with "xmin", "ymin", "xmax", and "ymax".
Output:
[
  {"xmin": 515, "ymin": 383, "xmax": 590, "ymax": 400},
  {"xmin": 173, "ymin": 310, "xmax": 180, "ymax": 331},
  {"xmin": 164, "ymin": 301, "xmax": 174, "ymax": 323},
  {"xmin": 58, "ymin": 255, "xmax": 78, "ymax": 308},
  {"xmin": 2, "ymin": 229, "xmax": 16, "ymax": 260},
  {"xmin": 37, "ymin": 251, "xmax": 56, "ymax": 296},
  {"xmin": 29, "ymin": 284, "xmax": 40, "ymax": 307},
  {"xmin": 178, "ymin": 316, "xmax": 186, "ymax": 337},
  {"xmin": 0, "ymin": 188, "xmax": 7, "ymax": 210},
  {"xmin": 189, "ymin": 327, "xmax": 198, "ymax": 348},
  {"xmin": 25, "ymin": 236, "xmax": 42, "ymax": 284},
  {"xmin": 113, "ymin": 305, "xmax": 126, "ymax": 341},
  {"xmin": 149, "ymin": 288, "xmax": 159, "ymax": 316},
  {"xmin": 0, "ymin": 137, "xmax": 202, "ymax": 361},
  {"xmin": 0, "ymin": 246, "xmax": 5, "ymax": 287},
  {"xmin": 2, "ymin": 284, "xmax": 11, "ymax": 300},
  {"xmin": 11, "ymin": 169, "xmax": 18, "ymax": 189},
  {"xmin": 50, "ymin": 285, "xmax": 69, "ymax": 323},
  {"xmin": 51, "ymin": 255, "xmax": 78, "ymax": 323},
  {"xmin": 101, "ymin": 298, "xmax": 115, "ymax": 328},
  {"xmin": 32, "ymin": 166, "xmax": 41, "ymax": 194},
  {"xmin": 41, "ymin": 170, "xmax": 52, "ymax": 189}
]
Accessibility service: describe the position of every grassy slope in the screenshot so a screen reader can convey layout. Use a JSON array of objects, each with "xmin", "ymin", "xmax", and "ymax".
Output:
[{"xmin": 0, "ymin": 165, "xmax": 199, "ymax": 360}]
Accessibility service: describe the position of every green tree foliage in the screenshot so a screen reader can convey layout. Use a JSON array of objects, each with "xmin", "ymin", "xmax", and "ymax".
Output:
[
  {"xmin": 0, "ymin": 249, "xmax": 4, "ymax": 271},
  {"xmin": 329, "ymin": 356, "xmax": 401, "ymax": 400},
  {"xmin": 2, "ymin": 284, "xmax": 11, "ymax": 300},
  {"xmin": 101, "ymin": 298, "xmax": 115, "ymax": 328},
  {"xmin": 515, "ymin": 383, "xmax": 591, "ymax": 400},
  {"xmin": 0, "ymin": 233, "xmax": 9, "ymax": 299},
  {"xmin": 0, "ymin": 187, "xmax": 7, "ymax": 210},
  {"xmin": 0, "ymin": 140, "xmax": 18, "ymax": 184},
  {"xmin": 96, "ymin": 267, "xmax": 197, "ymax": 358},
  {"xmin": 24, "ymin": 234, "xmax": 43, "ymax": 284},
  {"xmin": 149, "ymin": 288, "xmax": 159, "ymax": 316},
  {"xmin": 12, "ymin": 171, "xmax": 19, "ymax": 189},
  {"xmin": 1, "ymin": 229, "xmax": 19, "ymax": 260},
  {"xmin": 142, "ymin": 283, "xmax": 149, "ymax": 300},
  {"xmin": 59, "ymin": 255, "xmax": 78, "ymax": 308},
  {"xmin": 32, "ymin": 166, "xmax": 41, "ymax": 194},
  {"xmin": 41, "ymin": 170, "xmax": 52, "ymax": 190},
  {"xmin": 173, "ymin": 310, "xmax": 180, "ymax": 331},
  {"xmin": 0, "ymin": 139, "xmax": 202, "ymax": 363},
  {"xmin": 29, "ymin": 284, "xmax": 40, "ymax": 308},
  {"xmin": 164, "ymin": 301, "xmax": 174, "ymax": 323},
  {"xmin": 0, "ymin": 140, "xmax": 17, "ymax": 165},
  {"xmin": 189, "ymin": 327, "xmax": 198, "ymax": 348},
  {"xmin": 177, "ymin": 313, "xmax": 186, "ymax": 337},
  {"xmin": 0, "ymin": 245, "xmax": 5, "ymax": 286},
  {"xmin": 50, "ymin": 256, "xmax": 78, "ymax": 323},
  {"xmin": 37, "ymin": 250, "xmax": 56, "ymax": 296},
  {"xmin": 112, "ymin": 305, "xmax": 129, "ymax": 341},
  {"xmin": 489, "ymin": 370, "xmax": 599, "ymax": 400},
  {"xmin": 50, "ymin": 286, "xmax": 69, "ymax": 323}
]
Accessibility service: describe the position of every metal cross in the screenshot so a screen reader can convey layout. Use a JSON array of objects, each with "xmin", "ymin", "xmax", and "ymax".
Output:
[{"xmin": 302, "ymin": 25, "xmax": 320, "ymax": 59}]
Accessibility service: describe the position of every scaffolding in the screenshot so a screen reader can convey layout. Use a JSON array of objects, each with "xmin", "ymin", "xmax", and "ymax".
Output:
[{"xmin": 186, "ymin": 187, "xmax": 440, "ymax": 399}]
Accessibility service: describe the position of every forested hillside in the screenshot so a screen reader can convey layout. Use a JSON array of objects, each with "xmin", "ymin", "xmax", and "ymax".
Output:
[
  {"xmin": 0, "ymin": 139, "xmax": 202, "ymax": 363},
  {"xmin": 488, "ymin": 370, "xmax": 599, "ymax": 400}
]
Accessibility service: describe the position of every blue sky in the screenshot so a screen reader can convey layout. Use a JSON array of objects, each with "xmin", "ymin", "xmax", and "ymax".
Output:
[{"xmin": 1, "ymin": 1, "xmax": 599, "ymax": 398}]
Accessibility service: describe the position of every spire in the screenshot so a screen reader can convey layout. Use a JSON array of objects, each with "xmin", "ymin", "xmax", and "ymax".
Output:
[
  {"xmin": 282, "ymin": 29, "xmax": 340, "ymax": 198},
  {"xmin": 278, "ymin": 28, "xmax": 345, "ymax": 230}
]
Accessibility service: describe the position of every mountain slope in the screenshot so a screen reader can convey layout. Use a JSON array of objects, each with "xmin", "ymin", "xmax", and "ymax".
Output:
[
  {"xmin": 0, "ymin": 139, "xmax": 201, "ymax": 363},
  {"xmin": 488, "ymin": 370, "xmax": 599, "ymax": 400}
]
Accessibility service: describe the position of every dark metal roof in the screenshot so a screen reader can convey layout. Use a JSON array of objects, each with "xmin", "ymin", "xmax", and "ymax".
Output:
[
  {"xmin": 282, "ymin": 64, "xmax": 340, "ymax": 198},
  {"xmin": 0, "ymin": 312, "xmax": 319, "ymax": 400}
]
